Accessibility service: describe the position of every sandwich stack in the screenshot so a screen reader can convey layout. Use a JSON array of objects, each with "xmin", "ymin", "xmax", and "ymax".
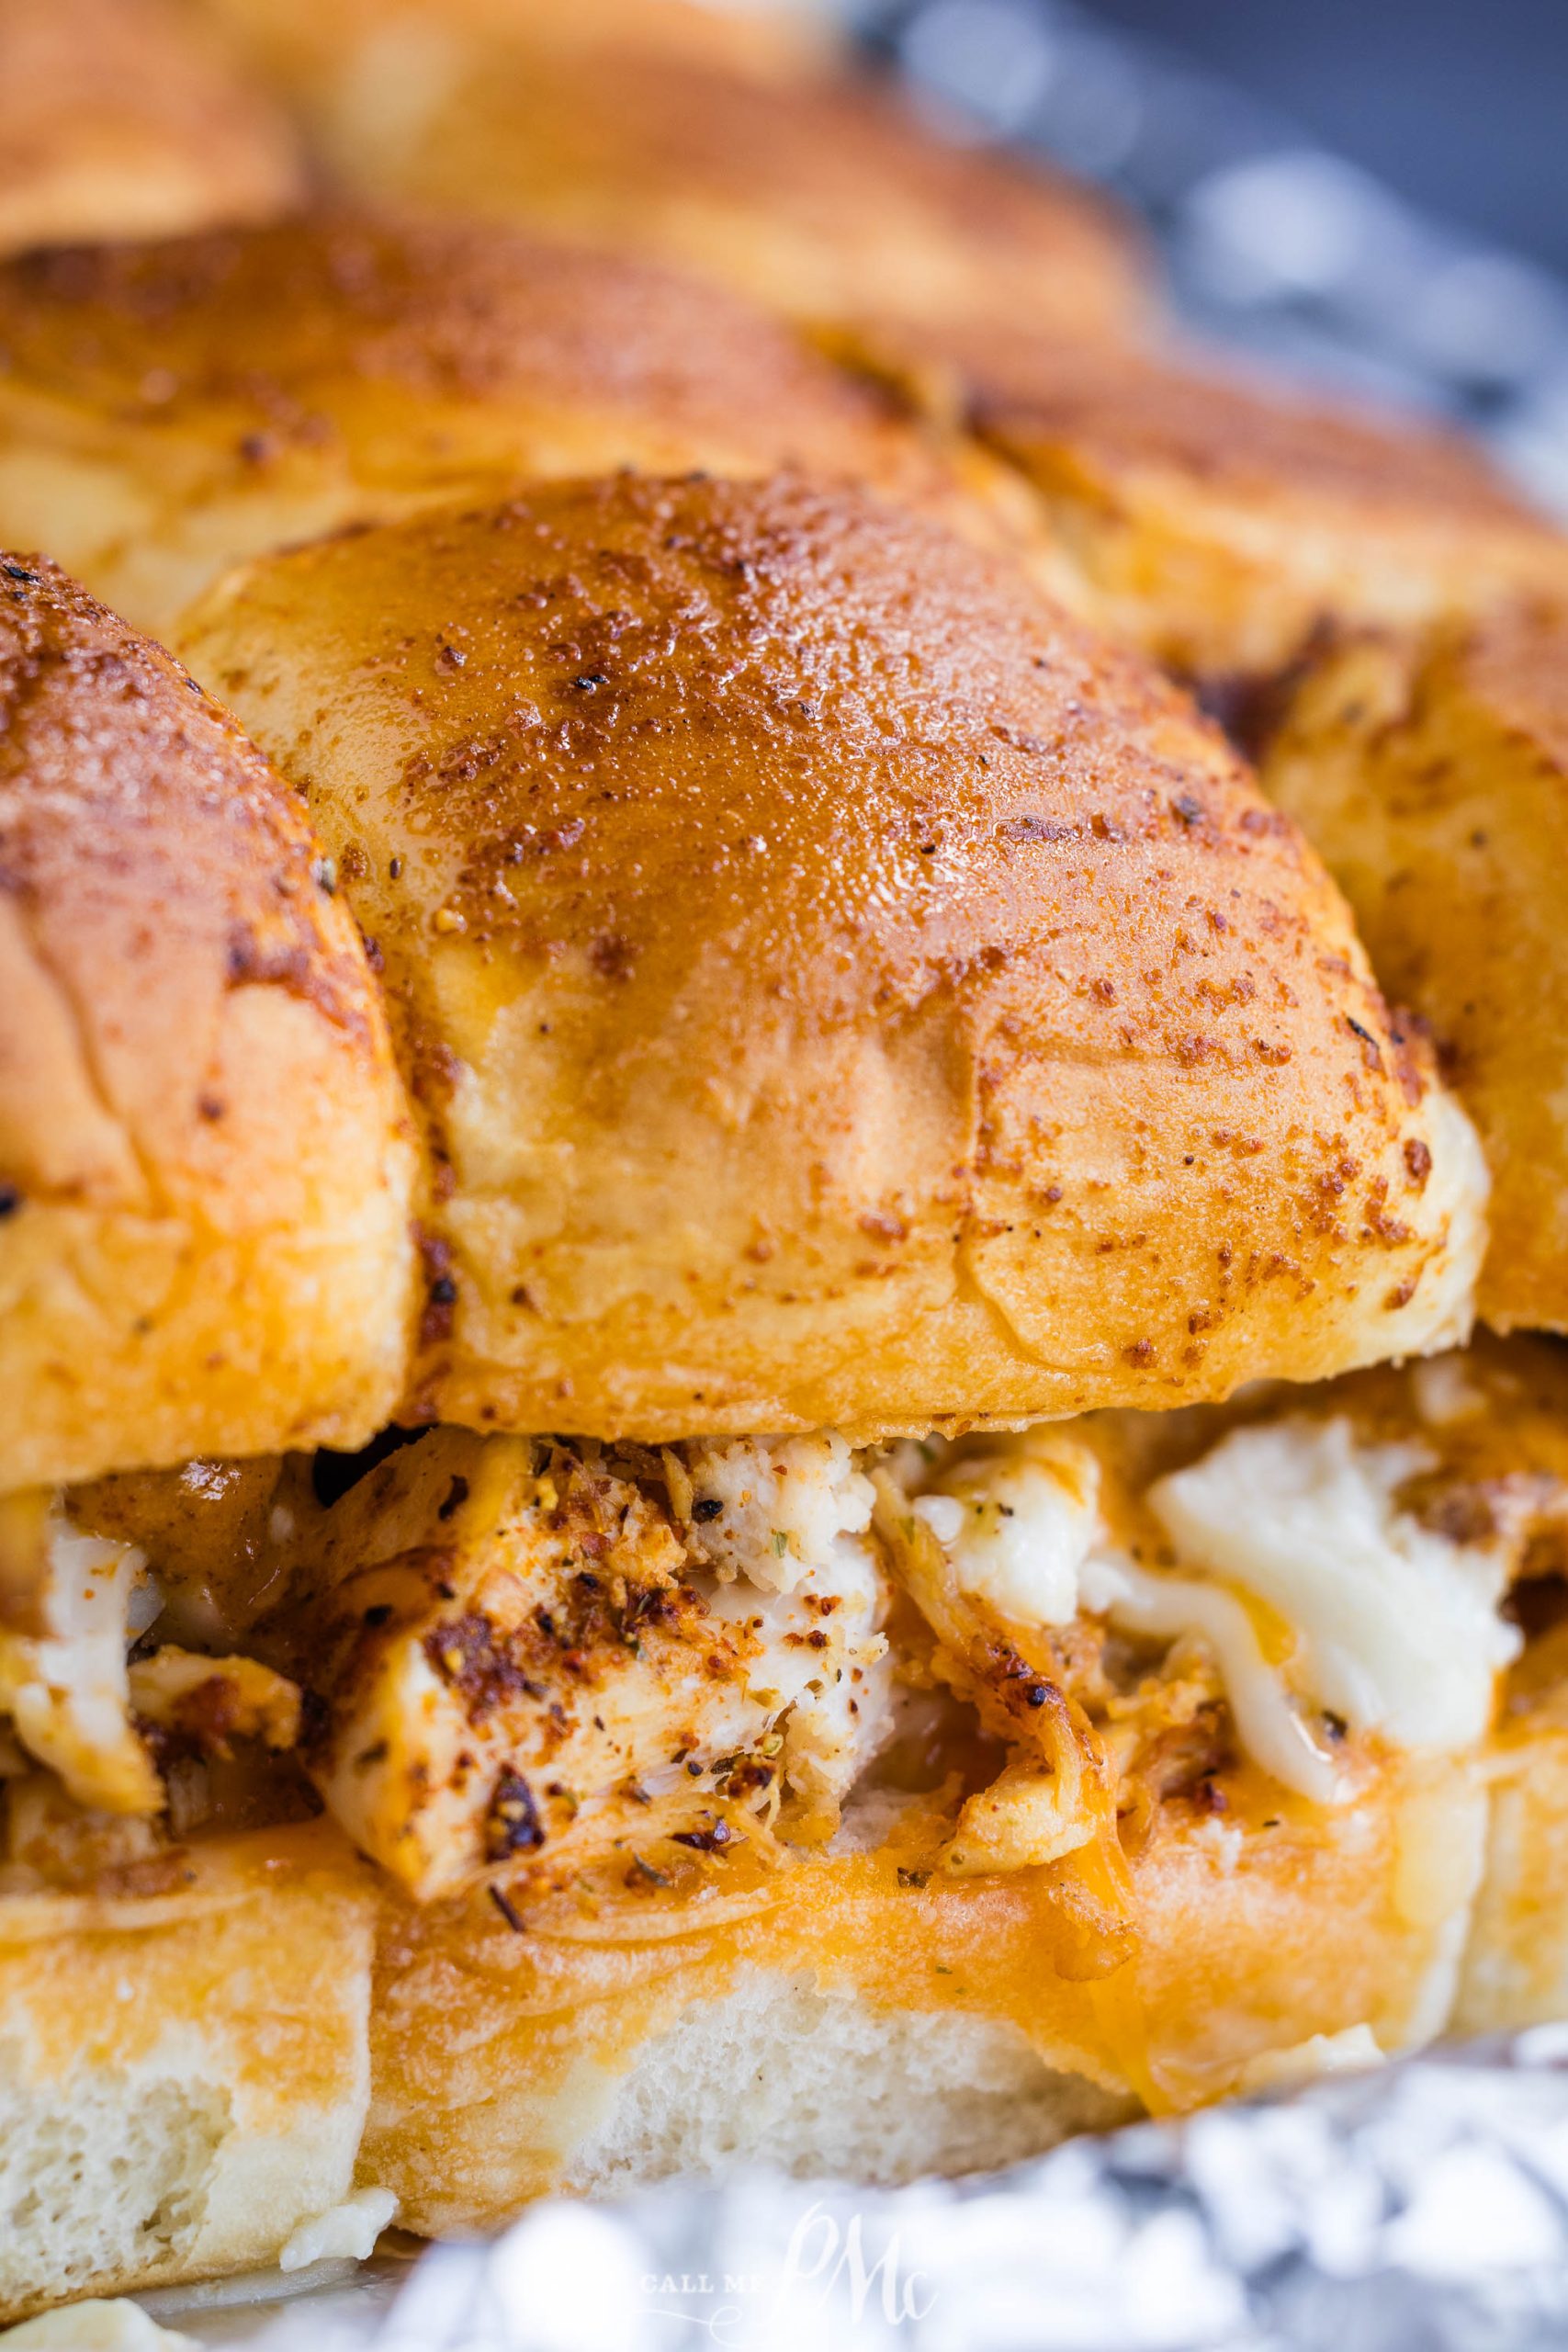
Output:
[{"xmin": 4, "ymin": 0, "xmax": 1568, "ymax": 2326}]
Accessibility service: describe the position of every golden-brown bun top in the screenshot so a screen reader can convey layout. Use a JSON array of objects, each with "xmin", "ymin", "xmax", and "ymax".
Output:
[
  {"xmin": 0, "ymin": 0, "xmax": 303, "ymax": 257},
  {"xmin": 0, "ymin": 209, "xmax": 926, "ymax": 482},
  {"xmin": 179, "ymin": 474, "xmax": 1485, "ymax": 1440},
  {"xmin": 194, "ymin": 0, "xmax": 834, "ymax": 95},
  {"xmin": 845, "ymin": 322, "xmax": 1568, "ymax": 679},
  {"xmin": 0, "ymin": 209, "xmax": 961, "ymax": 639},
  {"xmin": 0, "ymin": 555, "xmax": 416, "ymax": 1490},
  {"xmin": 958, "ymin": 333, "xmax": 1542, "ymax": 525},
  {"xmin": 1260, "ymin": 600, "xmax": 1568, "ymax": 1340},
  {"xmin": 315, "ymin": 36, "xmax": 1146, "ymax": 337},
  {"xmin": 0, "ymin": 559, "xmax": 378, "ymax": 1099}
]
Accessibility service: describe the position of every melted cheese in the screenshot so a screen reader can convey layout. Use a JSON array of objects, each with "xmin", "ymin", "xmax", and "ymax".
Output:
[
  {"xmin": 1146, "ymin": 1419, "xmax": 1519, "ymax": 1752},
  {"xmin": 1078, "ymin": 1550, "xmax": 1343, "ymax": 1803},
  {"xmin": 904, "ymin": 1413, "xmax": 1519, "ymax": 1806},
  {"xmin": 277, "ymin": 2186, "xmax": 398, "ymax": 2271},
  {"xmin": 913, "ymin": 1433, "xmax": 1100, "ymax": 1630}
]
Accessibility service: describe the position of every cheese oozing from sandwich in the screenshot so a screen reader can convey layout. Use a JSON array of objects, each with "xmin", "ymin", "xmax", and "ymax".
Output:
[{"xmin": 902, "ymin": 1413, "xmax": 1521, "ymax": 1804}]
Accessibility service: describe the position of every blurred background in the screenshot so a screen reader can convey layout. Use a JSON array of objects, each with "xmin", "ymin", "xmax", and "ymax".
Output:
[
  {"xmin": 852, "ymin": 0, "xmax": 1568, "ymax": 505},
  {"xmin": 1066, "ymin": 0, "xmax": 1563, "ymax": 279}
]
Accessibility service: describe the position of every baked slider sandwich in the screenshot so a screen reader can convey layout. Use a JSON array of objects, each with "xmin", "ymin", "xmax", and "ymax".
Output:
[
  {"xmin": 1255, "ymin": 614, "xmax": 1568, "ymax": 2041},
  {"xmin": 0, "ymin": 552, "xmax": 414, "ymax": 2316},
  {"xmin": 0, "ymin": 0, "xmax": 303, "ymax": 259},
  {"xmin": 836, "ymin": 323, "xmax": 1568, "ymax": 689},
  {"xmin": 0, "ymin": 208, "xmax": 984, "ymax": 643},
  {"xmin": 62, "ymin": 467, "xmax": 1501, "ymax": 2247}
]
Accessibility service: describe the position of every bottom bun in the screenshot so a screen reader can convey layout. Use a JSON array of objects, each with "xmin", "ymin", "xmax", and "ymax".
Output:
[
  {"xmin": 0, "ymin": 1728, "xmax": 1508, "ymax": 2314},
  {"xmin": 364, "ymin": 1759, "xmax": 1483, "ymax": 2236},
  {"xmin": 1457, "ymin": 1640, "xmax": 1568, "ymax": 2031},
  {"xmin": 0, "ymin": 1826, "xmax": 375, "ymax": 2324},
  {"xmin": 567, "ymin": 1976, "xmax": 1137, "ymax": 2191}
]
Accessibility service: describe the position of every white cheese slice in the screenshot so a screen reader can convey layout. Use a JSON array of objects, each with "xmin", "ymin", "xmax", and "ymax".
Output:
[{"xmin": 1146, "ymin": 1418, "xmax": 1519, "ymax": 1753}]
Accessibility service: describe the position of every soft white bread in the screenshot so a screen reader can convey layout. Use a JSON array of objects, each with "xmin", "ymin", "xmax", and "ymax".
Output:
[
  {"xmin": 1457, "ymin": 1719, "xmax": 1568, "ymax": 2033},
  {"xmin": 0, "ymin": 0, "xmax": 302, "ymax": 258},
  {"xmin": 0, "ymin": 209, "xmax": 963, "ymax": 641},
  {"xmin": 364, "ymin": 1756, "xmax": 1484, "ymax": 2231},
  {"xmin": 1455, "ymin": 1361, "xmax": 1568, "ymax": 2030},
  {"xmin": 563, "ymin": 1979, "xmax": 1138, "ymax": 2192},
  {"xmin": 0, "ymin": 556, "xmax": 417, "ymax": 1492},
  {"xmin": 0, "ymin": 1826, "xmax": 376, "ymax": 2325},
  {"xmin": 1261, "ymin": 605, "xmax": 1568, "ymax": 1336},
  {"xmin": 837, "ymin": 322, "xmax": 1568, "ymax": 684},
  {"xmin": 175, "ymin": 473, "xmax": 1485, "ymax": 1441}
]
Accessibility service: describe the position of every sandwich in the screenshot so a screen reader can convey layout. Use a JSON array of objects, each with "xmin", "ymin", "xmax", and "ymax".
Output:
[
  {"xmin": 3, "ymin": 462, "xmax": 1538, "ymax": 2318},
  {"xmin": 4, "ymin": 3, "xmax": 1568, "ymax": 2330}
]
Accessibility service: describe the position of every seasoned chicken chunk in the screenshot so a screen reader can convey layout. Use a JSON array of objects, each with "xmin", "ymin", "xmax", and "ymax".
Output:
[{"xmin": 272, "ymin": 1428, "xmax": 892, "ymax": 1900}]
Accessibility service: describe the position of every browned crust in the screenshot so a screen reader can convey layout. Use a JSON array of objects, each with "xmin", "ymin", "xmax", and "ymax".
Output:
[
  {"xmin": 838, "ymin": 321, "xmax": 1568, "ymax": 679},
  {"xmin": 323, "ymin": 40, "xmax": 1148, "ymax": 334},
  {"xmin": 0, "ymin": 207, "xmax": 978, "ymax": 639},
  {"xmin": 0, "ymin": 554, "xmax": 416, "ymax": 1487},
  {"xmin": 957, "ymin": 332, "xmax": 1548, "ymax": 527},
  {"xmin": 1262, "ymin": 604, "xmax": 1568, "ymax": 1334},
  {"xmin": 0, "ymin": 0, "xmax": 302, "ymax": 257},
  {"xmin": 178, "ymin": 473, "xmax": 1480, "ymax": 1439},
  {"xmin": 0, "ymin": 209, "xmax": 930, "ymax": 487}
]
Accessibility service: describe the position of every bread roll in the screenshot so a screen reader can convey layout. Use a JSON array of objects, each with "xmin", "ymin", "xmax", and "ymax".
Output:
[
  {"xmin": 196, "ymin": 0, "xmax": 835, "ymax": 96},
  {"xmin": 367, "ymin": 1749, "xmax": 1483, "ymax": 2231},
  {"xmin": 1261, "ymin": 607, "xmax": 1568, "ymax": 1334},
  {"xmin": 840, "ymin": 323, "xmax": 1568, "ymax": 684},
  {"xmin": 0, "ymin": 1824, "xmax": 375, "ymax": 2324},
  {"xmin": 0, "ymin": 0, "xmax": 301, "ymax": 258},
  {"xmin": 175, "ymin": 473, "xmax": 1483, "ymax": 1441},
  {"xmin": 1440, "ymin": 1337, "xmax": 1568, "ymax": 2030},
  {"xmin": 0, "ymin": 209, "xmax": 965, "ymax": 641},
  {"xmin": 303, "ymin": 35, "xmax": 1145, "ymax": 338},
  {"xmin": 0, "ymin": 556, "xmax": 416, "ymax": 1491}
]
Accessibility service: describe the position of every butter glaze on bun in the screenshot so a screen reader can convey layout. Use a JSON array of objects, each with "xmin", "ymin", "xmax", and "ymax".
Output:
[
  {"xmin": 840, "ymin": 322, "xmax": 1568, "ymax": 683},
  {"xmin": 0, "ymin": 210, "xmax": 956, "ymax": 639},
  {"xmin": 177, "ymin": 473, "xmax": 1485, "ymax": 1440},
  {"xmin": 0, "ymin": 556, "xmax": 416, "ymax": 1491},
  {"xmin": 0, "ymin": 0, "xmax": 302, "ymax": 258}
]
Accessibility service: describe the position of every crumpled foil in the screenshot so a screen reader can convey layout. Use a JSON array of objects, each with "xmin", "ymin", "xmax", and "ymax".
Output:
[{"xmin": 143, "ymin": 2026, "xmax": 1568, "ymax": 2352}]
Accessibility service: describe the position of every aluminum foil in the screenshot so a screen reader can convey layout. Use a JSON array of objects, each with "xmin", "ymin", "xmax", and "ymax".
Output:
[{"xmin": 130, "ymin": 2026, "xmax": 1568, "ymax": 2352}]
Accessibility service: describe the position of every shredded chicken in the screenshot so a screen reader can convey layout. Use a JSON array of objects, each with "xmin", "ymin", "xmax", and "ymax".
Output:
[{"xmin": 873, "ymin": 1451, "xmax": 1115, "ymax": 1876}]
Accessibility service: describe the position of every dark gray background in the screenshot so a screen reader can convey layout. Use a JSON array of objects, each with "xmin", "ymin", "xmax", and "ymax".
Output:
[{"xmin": 1086, "ymin": 0, "xmax": 1566, "ymax": 277}]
